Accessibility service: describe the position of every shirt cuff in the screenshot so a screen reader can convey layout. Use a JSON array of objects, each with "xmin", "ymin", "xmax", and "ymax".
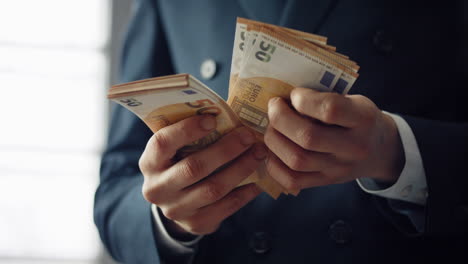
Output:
[
  {"xmin": 151, "ymin": 204, "xmax": 203, "ymax": 254},
  {"xmin": 357, "ymin": 112, "xmax": 428, "ymax": 205}
]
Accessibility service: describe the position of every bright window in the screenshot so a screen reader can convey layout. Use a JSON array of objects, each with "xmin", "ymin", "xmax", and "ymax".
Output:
[{"xmin": 0, "ymin": 0, "xmax": 109, "ymax": 261}]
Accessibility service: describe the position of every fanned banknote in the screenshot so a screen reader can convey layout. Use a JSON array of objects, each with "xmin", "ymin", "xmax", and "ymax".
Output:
[
  {"xmin": 228, "ymin": 24, "xmax": 359, "ymax": 134},
  {"xmin": 108, "ymin": 74, "xmax": 284, "ymax": 198},
  {"xmin": 108, "ymin": 17, "xmax": 360, "ymax": 199}
]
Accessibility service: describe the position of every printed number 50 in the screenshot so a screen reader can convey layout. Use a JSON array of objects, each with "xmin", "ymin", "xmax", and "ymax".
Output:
[{"xmin": 255, "ymin": 41, "xmax": 276, "ymax": 62}]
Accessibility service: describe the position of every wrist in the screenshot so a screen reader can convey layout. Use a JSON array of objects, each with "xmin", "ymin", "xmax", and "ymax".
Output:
[{"xmin": 374, "ymin": 112, "xmax": 405, "ymax": 184}]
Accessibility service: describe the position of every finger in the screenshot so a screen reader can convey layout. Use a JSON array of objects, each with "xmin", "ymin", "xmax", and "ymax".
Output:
[
  {"xmin": 182, "ymin": 183, "xmax": 262, "ymax": 235},
  {"xmin": 290, "ymin": 87, "xmax": 362, "ymax": 127},
  {"xmin": 267, "ymin": 97, "xmax": 350, "ymax": 154},
  {"xmin": 165, "ymin": 126, "xmax": 257, "ymax": 190},
  {"xmin": 265, "ymin": 154, "xmax": 327, "ymax": 191},
  {"xmin": 170, "ymin": 144, "xmax": 267, "ymax": 216},
  {"xmin": 140, "ymin": 115, "xmax": 217, "ymax": 171},
  {"xmin": 264, "ymin": 126, "xmax": 335, "ymax": 172}
]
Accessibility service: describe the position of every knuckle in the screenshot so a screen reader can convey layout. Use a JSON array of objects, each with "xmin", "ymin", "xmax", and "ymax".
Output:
[
  {"xmin": 226, "ymin": 193, "xmax": 244, "ymax": 214},
  {"xmin": 287, "ymin": 151, "xmax": 307, "ymax": 171},
  {"xmin": 355, "ymin": 94, "xmax": 373, "ymax": 107},
  {"xmin": 141, "ymin": 182, "xmax": 161, "ymax": 204},
  {"xmin": 298, "ymin": 125, "xmax": 318, "ymax": 150},
  {"xmin": 321, "ymin": 95, "xmax": 341, "ymax": 123},
  {"xmin": 153, "ymin": 131, "xmax": 170, "ymax": 153},
  {"xmin": 263, "ymin": 128, "xmax": 274, "ymax": 146},
  {"xmin": 138, "ymin": 155, "xmax": 149, "ymax": 174},
  {"xmin": 355, "ymin": 95, "xmax": 378, "ymax": 125},
  {"xmin": 180, "ymin": 157, "xmax": 205, "ymax": 181},
  {"xmin": 160, "ymin": 206, "xmax": 179, "ymax": 221},
  {"xmin": 138, "ymin": 154, "xmax": 157, "ymax": 175},
  {"xmin": 283, "ymin": 174, "xmax": 301, "ymax": 191},
  {"xmin": 268, "ymin": 102, "xmax": 281, "ymax": 127},
  {"xmin": 293, "ymin": 93, "xmax": 308, "ymax": 113},
  {"xmin": 141, "ymin": 183, "xmax": 153, "ymax": 202},
  {"xmin": 265, "ymin": 156, "xmax": 276, "ymax": 175},
  {"xmin": 201, "ymin": 181, "xmax": 224, "ymax": 202}
]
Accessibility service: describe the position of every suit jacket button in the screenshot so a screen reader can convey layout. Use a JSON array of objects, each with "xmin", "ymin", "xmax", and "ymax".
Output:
[
  {"xmin": 200, "ymin": 59, "xmax": 217, "ymax": 80},
  {"xmin": 249, "ymin": 232, "xmax": 271, "ymax": 254},
  {"xmin": 373, "ymin": 30, "xmax": 393, "ymax": 55},
  {"xmin": 329, "ymin": 220, "xmax": 352, "ymax": 244}
]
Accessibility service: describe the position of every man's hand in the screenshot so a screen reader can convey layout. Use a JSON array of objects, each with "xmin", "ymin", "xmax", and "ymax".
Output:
[
  {"xmin": 139, "ymin": 115, "xmax": 266, "ymax": 237},
  {"xmin": 264, "ymin": 87, "xmax": 405, "ymax": 193}
]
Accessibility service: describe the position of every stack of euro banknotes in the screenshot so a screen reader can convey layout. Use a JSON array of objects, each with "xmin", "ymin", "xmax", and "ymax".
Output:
[{"xmin": 108, "ymin": 18, "xmax": 360, "ymax": 199}]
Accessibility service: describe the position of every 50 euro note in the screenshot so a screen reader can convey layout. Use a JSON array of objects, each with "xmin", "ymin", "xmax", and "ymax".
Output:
[
  {"xmin": 108, "ymin": 74, "xmax": 284, "ymax": 199},
  {"xmin": 230, "ymin": 24, "xmax": 359, "ymax": 134},
  {"xmin": 227, "ymin": 25, "xmax": 359, "ymax": 194},
  {"xmin": 229, "ymin": 18, "xmax": 336, "ymax": 96}
]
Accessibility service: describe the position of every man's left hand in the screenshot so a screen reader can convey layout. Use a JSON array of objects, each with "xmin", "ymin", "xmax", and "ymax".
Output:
[{"xmin": 264, "ymin": 87, "xmax": 405, "ymax": 193}]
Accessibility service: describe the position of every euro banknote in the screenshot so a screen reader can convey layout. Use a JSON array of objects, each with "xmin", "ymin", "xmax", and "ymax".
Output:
[
  {"xmin": 108, "ymin": 74, "xmax": 284, "ymax": 198},
  {"xmin": 108, "ymin": 17, "xmax": 360, "ymax": 199},
  {"xmin": 227, "ymin": 19, "xmax": 359, "ymax": 194}
]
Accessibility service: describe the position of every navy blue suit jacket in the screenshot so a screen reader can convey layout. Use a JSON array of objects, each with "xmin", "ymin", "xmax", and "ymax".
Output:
[{"xmin": 95, "ymin": 1, "xmax": 468, "ymax": 263}]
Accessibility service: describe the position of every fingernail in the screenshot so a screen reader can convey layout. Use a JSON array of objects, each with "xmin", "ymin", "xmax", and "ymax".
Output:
[
  {"xmin": 238, "ymin": 127, "xmax": 256, "ymax": 146},
  {"xmin": 268, "ymin": 97, "xmax": 280, "ymax": 109},
  {"xmin": 253, "ymin": 144, "xmax": 268, "ymax": 160},
  {"xmin": 200, "ymin": 115, "xmax": 216, "ymax": 131}
]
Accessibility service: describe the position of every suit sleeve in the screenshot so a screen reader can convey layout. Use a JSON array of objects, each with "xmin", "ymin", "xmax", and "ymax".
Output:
[
  {"xmin": 364, "ymin": 119, "xmax": 468, "ymax": 238},
  {"xmin": 370, "ymin": 3, "xmax": 468, "ymax": 237},
  {"xmin": 401, "ymin": 4, "xmax": 468, "ymax": 236},
  {"xmin": 400, "ymin": 116, "xmax": 468, "ymax": 236},
  {"xmin": 94, "ymin": 0, "xmax": 176, "ymax": 263}
]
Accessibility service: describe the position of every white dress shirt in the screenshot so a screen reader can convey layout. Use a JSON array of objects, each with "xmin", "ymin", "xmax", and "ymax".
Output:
[{"xmin": 357, "ymin": 112, "xmax": 427, "ymax": 205}]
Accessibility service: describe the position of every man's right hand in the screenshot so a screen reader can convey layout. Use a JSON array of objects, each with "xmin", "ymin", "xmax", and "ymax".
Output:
[{"xmin": 139, "ymin": 115, "xmax": 266, "ymax": 237}]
